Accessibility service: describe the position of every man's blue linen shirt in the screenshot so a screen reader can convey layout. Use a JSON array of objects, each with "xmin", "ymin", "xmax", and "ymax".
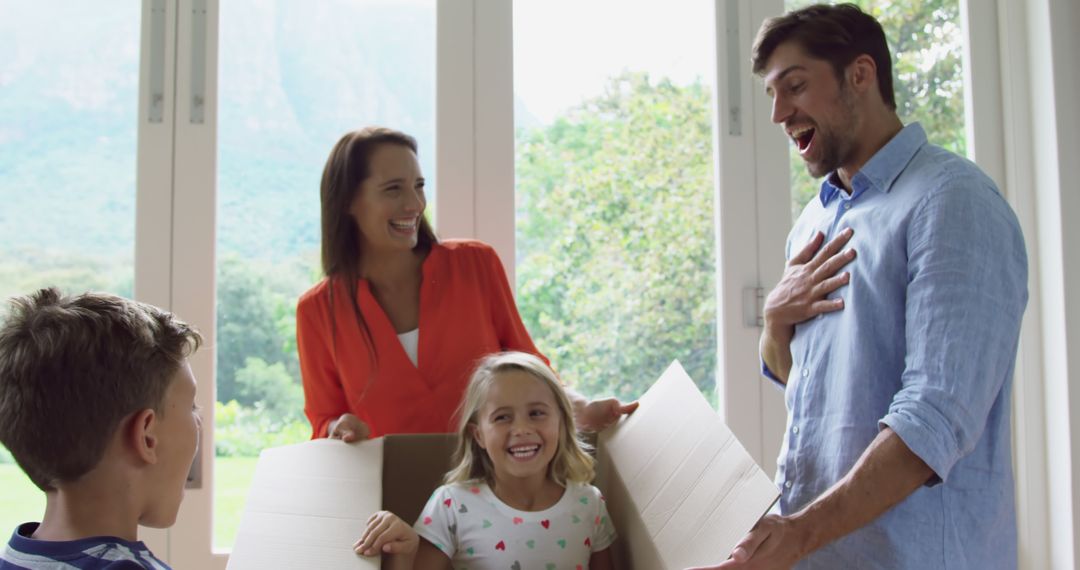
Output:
[{"xmin": 765, "ymin": 123, "xmax": 1028, "ymax": 569}]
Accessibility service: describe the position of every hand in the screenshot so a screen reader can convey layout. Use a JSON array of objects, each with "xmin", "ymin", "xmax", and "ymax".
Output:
[
  {"xmin": 763, "ymin": 228, "xmax": 856, "ymax": 342},
  {"xmin": 578, "ymin": 398, "xmax": 639, "ymax": 432},
  {"xmin": 684, "ymin": 514, "xmax": 807, "ymax": 570},
  {"xmin": 354, "ymin": 511, "xmax": 419, "ymax": 557},
  {"xmin": 328, "ymin": 413, "xmax": 370, "ymax": 442}
]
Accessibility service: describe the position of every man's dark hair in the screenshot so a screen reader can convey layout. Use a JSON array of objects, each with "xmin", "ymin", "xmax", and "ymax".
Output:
[
  {"xmin": 0, "ymin": 288, "xmax": 201, "ymax": 491},
  {"xmin": 752, "ymin": 3, "xmax": 896, "ymax": 110}
]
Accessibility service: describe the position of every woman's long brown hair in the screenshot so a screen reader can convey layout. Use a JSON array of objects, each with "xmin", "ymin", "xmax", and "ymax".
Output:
[{"xmin": 319, "ymin": 127, "xmax": 438, "ymax": 370}]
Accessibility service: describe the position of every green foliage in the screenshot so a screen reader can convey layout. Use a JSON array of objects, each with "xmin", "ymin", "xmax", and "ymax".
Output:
[
  {"xmin": 214, "ymin": 400, "xmax": 309, "ymax": 457},
  {"xmin": 0, "ymin": 249, "xmax": 132, "ymax": 316},
  {"xmin": 215, "ymin": 254, "xmax": 313, "ymax": 405},
  {"xmin": 516, "ymin": 73, "xmax": 717, "ymax": 402},
  {"xmin": 785, "ymin": 0, "xmax": 965, "ymax": 217},
  {"xmin": 235, "ymin": 357, "xmax": 305, "ymax": 423}
]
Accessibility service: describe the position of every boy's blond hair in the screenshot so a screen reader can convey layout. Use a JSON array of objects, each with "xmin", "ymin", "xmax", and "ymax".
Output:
[
  {"xmin": 444, "ymin": 352, "xmax": 595, "ymax": 487},
  {"xmin": 0, "ymin": 288, "xmax": 201, "ymax": 491}
]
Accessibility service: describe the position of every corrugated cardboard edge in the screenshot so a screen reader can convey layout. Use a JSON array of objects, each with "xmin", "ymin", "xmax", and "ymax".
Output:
[
  {"xmin": 227, "ymin": 438, "xmax": 385, "ymax": 569},
  {"xmin": 599, "ymin": 360, "xmax": 780, "ymax": 569},
  {"xmin": 596, "ymin": 446, "xmax": 666, "ymax": 569}
]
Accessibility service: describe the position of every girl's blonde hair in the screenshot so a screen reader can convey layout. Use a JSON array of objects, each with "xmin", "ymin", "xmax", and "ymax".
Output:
[{"xmin": 444, "ymin": 352, "xmax": 595, "ymax": 487}]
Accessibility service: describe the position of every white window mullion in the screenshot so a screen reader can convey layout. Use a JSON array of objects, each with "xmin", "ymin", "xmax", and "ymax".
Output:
[
  {"xmin": 711, "ymin": 0, "xmax": 788, "ymax": 472},
  {"xmin": 134, "ymin": 0, "xmax": 178, "ymax": 557},
  {"xmin": 436, "ymin": 0, "xmax": 515, "ymax": 283},
  {"xmin": 472, "ymin": 0, "xmax": 515, "ymax": 282},
  {"xmin": 436, "ymin": 0, "xmax": 476, "ymax": 241},
  {"xmin": 166, "ymin": 0, "xmax": 223, "ymax": 567},
  {"xmin": 747, "ymin": 0, "xmax": 791, "ymax": 478}
]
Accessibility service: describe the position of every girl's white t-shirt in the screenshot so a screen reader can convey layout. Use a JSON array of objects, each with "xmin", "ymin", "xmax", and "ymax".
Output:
[{"xmin": 413, "ymin": 481, "xmax": 616, "ymax": 569}]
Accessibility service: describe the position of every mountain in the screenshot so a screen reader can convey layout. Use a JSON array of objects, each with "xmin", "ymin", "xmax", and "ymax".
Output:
[{"xmin": 0, "ymin": 0, "xmax": 436, "ymax": 267}]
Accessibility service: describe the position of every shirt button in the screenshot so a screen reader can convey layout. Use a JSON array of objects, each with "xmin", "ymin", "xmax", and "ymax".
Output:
[
  {"xmin": 844, "ymin": 202, "xmax": 852, "ymax": 210},
  {"xmin": 792, "ymin": 425, "xmax": 799, "ymax": 434},
  {"xmin": 802, "ymin": 368, "xmax": 810, "ymax": 377},
  {"xmin": 784, "ymin": 480, "xmax": 793, "ymax": 489}
]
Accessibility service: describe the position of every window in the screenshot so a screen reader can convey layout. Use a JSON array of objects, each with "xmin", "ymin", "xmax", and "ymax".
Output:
[
  {"xmin": 0, "ymin": 2, "xmax": 140, "ymax": 533},
  {"xmin": 213, "ymin": 0, "xmax": 436, "ymax": 549},
  {"xmin": 513, "ymin": 0, "xmax": 719, "ymax": 403}
]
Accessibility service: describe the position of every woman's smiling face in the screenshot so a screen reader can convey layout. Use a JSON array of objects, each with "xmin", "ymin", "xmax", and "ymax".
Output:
[{"xmin": 349, "ymin": 143, "xmax": 426, "ymax": 254}]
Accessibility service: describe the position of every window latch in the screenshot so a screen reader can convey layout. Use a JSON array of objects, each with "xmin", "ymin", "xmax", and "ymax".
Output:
[{"xmin": 743, "ymin": 286, "xmax": 764, "ymax": 328}]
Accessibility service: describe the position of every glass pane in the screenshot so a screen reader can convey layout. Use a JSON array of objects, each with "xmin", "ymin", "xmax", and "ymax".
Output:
[
  {"xmin": 213, "ymin": 0, "xmax": 436, "ymax": 550},
  {"xmin": 784, "ymin": 0, "xmax": 966, "ymax": 219},
  {"xmin": 514, "ymin": 0, "xmax": 719, "ymax": 403},
  {"xmin": 0, "ymin": 1, "xmax": 139, "ymax": 532}
]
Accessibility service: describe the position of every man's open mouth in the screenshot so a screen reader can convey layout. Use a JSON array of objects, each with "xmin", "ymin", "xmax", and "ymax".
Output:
[{"xmin": 790, "ymin": 126, "xmax": 816, "ymax": 153}]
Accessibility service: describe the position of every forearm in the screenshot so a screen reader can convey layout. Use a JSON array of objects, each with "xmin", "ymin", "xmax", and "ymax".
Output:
[
  {"xmin": 790, "ymin": 428, "xmax": 934, "ymax": 556},
  {"xmin": 759, "ymin": 322, "xmax": 793, "ymax": 385}
]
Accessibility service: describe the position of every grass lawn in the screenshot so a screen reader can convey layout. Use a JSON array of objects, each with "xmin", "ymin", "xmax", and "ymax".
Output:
[
  {"xmin": 0, "ymin": 464, "xmax": 44, "ymax": 532},
  {"xmin": 213, "ymin": 456, "xmax": 259, "ymax": 549},
  {"xmin": 0, "ymin": 457, "xmax": 259, "ymax": 550}
]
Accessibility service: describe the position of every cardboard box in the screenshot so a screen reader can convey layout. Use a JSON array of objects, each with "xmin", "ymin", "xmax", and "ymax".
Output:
[{"xmin": 228, "ymin": 361, "xmax": 778, "ymax": 569}]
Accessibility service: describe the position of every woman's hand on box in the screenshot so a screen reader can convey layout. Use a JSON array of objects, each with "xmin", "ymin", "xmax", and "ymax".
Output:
[
  {"xmin": 329, "ymin": 413, "xmax": 370, "ymax": 442},
  {"xmin": 578, "ymin": 397, "xmax": 640, "ymax": 432}
]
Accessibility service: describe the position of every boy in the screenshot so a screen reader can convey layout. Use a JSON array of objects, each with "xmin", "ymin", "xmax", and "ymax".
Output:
[{"xmin": 0, "ymin": 288, "xmax": 203, "ymax": 569}]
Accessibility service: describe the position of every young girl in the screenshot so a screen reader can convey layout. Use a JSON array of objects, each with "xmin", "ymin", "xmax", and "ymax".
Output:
[{"xmin": 354, "ymin": 351, "xmax": 616, "ymax": 569}]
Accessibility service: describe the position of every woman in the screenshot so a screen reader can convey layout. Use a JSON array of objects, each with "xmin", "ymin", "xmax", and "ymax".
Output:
[{"xmin": 297, "ymin": 127, "xmax": 635, "ymax": 441}]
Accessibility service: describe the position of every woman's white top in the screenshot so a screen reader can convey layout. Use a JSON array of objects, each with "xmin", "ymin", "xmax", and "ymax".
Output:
[{"xmin": 397, "ymin": 328, "xmax": 419, "ymax": 366}]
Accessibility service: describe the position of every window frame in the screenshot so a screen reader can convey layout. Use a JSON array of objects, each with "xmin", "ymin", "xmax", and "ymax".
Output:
[{"xmin": 127, "ymin": 0, "xmax": 1067, "ymax": 567}]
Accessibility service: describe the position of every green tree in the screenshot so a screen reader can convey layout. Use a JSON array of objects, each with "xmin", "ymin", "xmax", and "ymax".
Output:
[
  {"xmin": 234, "ymin": 357, "xmax": 305, "ymax": 424},
  {"xmin": 215, "ymin": 254, "xmax": 310, "ymax": 405},
  {"xmin": 214, "ymin": 400, "xmax": 309, "ymax": 457},
  {"xmin": 516, "ymin": 73, "xmax": 717, "ymax": 401},
  {"xmin": 0, "ymin": 249, "xmax": 132, "ymax": 309}
]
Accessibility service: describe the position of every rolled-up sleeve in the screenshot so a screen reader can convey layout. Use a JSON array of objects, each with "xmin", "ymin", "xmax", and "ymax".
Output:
[
  {"xmin": 760, "ymin": 234, "xmax": 794, "ymax": 390},
  {"xmin": 879, "ymin": 179, "xmax": 1027, "ymax": 484},
  {"xmin": 761, "ymin": 358, "xmax": 784, "ymax": 388}
]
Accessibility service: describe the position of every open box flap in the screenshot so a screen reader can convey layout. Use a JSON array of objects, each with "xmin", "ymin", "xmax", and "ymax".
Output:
[
  {"xmin": 599, "ymin": 360, "xmax": 780, "ymax": 569},
  {"xmin": 228, "ymin": 438, "xmax": 384, "ymax": 569}
]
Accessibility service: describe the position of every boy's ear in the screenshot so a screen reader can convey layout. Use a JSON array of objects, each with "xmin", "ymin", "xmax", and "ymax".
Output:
[{"xmin": 129, "ymin": 408, "xmax": 160, "ymax": 465}]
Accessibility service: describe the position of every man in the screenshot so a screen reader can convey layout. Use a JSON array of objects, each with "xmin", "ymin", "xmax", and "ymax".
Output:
[{"xmin": 691, "ymin": 4, "xmax": 1027, "ymax": 569}]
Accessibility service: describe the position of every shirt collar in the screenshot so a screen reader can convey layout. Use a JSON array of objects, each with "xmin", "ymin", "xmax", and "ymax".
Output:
[{"xmin": 818, "ymin": 122, "xmax": 928, "ymax": 207}]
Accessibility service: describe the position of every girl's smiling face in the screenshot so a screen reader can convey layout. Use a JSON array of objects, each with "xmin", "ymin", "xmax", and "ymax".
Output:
[{"xmin": 471, "ymin": 369, "xmax": 562, "ymax": 485}]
